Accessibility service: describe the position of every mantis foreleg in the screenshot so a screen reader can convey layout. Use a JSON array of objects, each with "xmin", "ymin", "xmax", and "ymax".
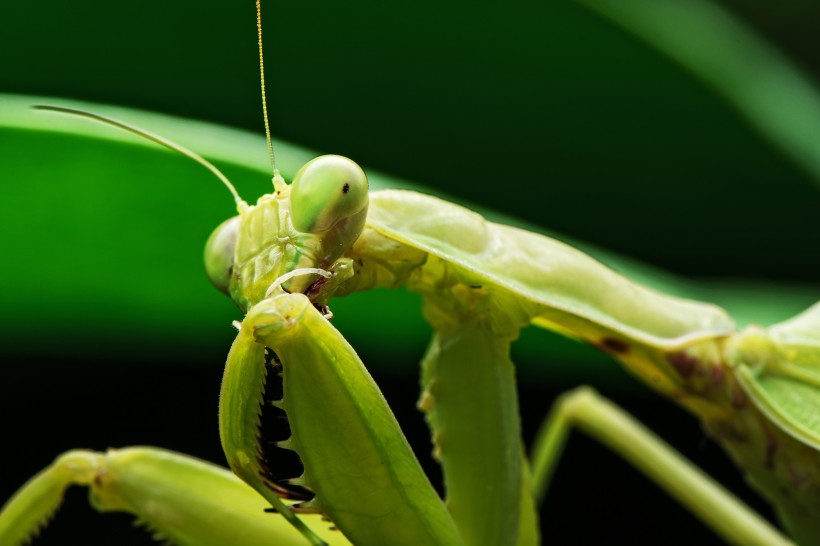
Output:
[
  {"xmin": 0, "ymin": 447, "xmax": 350, "ymax": 546},
  {"xmin": 219, "ymin": 292, "xmax": 464, "ymax": 546}
]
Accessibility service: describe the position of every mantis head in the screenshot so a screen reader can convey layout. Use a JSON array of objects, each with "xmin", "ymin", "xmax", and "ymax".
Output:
[
  {"xmin": 204, "ymin": 154, "xmax": 369, "ymax": 309},
  {"xmin": 27, "ymin": 110, "xmax": 369, "ymax": 307}
]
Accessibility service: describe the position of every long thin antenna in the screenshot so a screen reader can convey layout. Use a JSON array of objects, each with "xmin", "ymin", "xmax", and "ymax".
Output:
[
  {"xmin": 256, "ymin": 0, "xmax": 279, "ymax": 186},
  {"xmin": 33, "ymin": 105, "xmax": 248, "ymax": 210}
]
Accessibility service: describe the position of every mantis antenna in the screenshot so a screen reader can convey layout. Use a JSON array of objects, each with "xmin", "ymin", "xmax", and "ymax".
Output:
[
  {"xmin": 256, "ymin": 0, "xmax": 287, "ymax": 193},
  {"xmin": 34, "ymin": 1, "xmax": 285, "ymax": 204},
  {"xmin": 32, "ymin": 105, "xmax": 249, "ymax": 211},
  {"xmin": 257, "ymin": 1, "xmax": 275, "ymax": 176}
]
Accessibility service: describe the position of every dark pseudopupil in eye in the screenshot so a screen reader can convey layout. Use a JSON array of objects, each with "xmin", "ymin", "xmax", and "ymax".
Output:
[{"xmin": 342, "ymin": 182, "xmax": 350, "ymax": 194}]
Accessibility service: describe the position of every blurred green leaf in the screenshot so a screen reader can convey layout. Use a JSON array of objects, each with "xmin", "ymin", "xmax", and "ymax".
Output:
[
  {"xmin": 1, "ymin": 95, "xmax": 816, "ymax": 383},
  {"xmin": 582, "ymin": 0, "xmax": 820, "ymax": 189}
]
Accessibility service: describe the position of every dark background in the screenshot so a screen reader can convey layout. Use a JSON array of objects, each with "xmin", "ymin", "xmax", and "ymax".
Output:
[{"xmin": 1, "ymin": 1, "xmax": 819, "ymax": 544}]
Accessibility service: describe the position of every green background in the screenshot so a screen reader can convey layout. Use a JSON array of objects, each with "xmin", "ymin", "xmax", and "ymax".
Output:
[{"xmin": 1, "ymin": 0, "xmax": 819, "ymax": 544}]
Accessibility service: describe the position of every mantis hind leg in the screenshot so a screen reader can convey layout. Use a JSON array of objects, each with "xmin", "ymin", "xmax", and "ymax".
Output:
[
  {"xmin": 0, "ymin": 446, "xmax": 350, "ymax": 546},
  {"xmin": 529, "ymin": 387, "xmax": 793, "ymax": 546}
]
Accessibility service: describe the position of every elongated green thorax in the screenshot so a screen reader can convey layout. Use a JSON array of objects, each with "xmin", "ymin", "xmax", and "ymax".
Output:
[
  {"xmin": 205, "ymin": 155, "xmax": 368, "ymax": 311},
  {"xmin": 339, "ymin": 191, "xmax": 820, "ymax": 543}
]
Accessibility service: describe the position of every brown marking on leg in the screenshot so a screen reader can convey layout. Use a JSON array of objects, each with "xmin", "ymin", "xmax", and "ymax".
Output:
[
  {"xmin": 760, "ymin": 420, "xmax": 779, "ymax": 470},
  {"xmin": 705, "ymin": 419, "xmax": 749, "ymax": 444},
  {"xmin": 599, "ymin": 337, "xmax": 629, "ymax": 355},
  {"xmin": 667, "ymin": 351, "xmax": 700, "ymax": 378},
  {"xmin": 710, "ymin": 364, "xmax": 725, "ymax": 387},
  {"xmin": 730, "ymin": 384, "xmax": 748, "ymax": 410},
  {"xmin": 765, "ymin": 441, "xmax": 778, "ymax": 470}
]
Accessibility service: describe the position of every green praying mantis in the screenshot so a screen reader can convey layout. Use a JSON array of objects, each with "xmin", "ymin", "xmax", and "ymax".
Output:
[{"xmin": 2, "ymin": 1, "xmax": 820, "ymax": 545}]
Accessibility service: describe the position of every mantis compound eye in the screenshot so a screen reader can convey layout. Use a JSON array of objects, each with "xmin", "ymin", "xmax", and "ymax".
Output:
[
  {"xmin": 290, "ymin": 155, "xmax": 369, "ymax": 235},
  {"xmin": 204, "ymin": 216, "xmax": 239, "ymax": 296}
]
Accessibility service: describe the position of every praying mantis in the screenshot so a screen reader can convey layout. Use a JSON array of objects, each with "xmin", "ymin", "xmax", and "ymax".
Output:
[{"xmin": 1, "ymin": 1, "xmax": 820, "ymax": 544}]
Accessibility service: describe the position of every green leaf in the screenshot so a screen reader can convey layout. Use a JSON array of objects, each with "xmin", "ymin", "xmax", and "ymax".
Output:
[
  {"xmin": 581, "ymin": 0, "xmax": 820, "ymax": 189},
  {"xmin": 0, "ymin": 94, "xmax": 816, "ymax": 382}
]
